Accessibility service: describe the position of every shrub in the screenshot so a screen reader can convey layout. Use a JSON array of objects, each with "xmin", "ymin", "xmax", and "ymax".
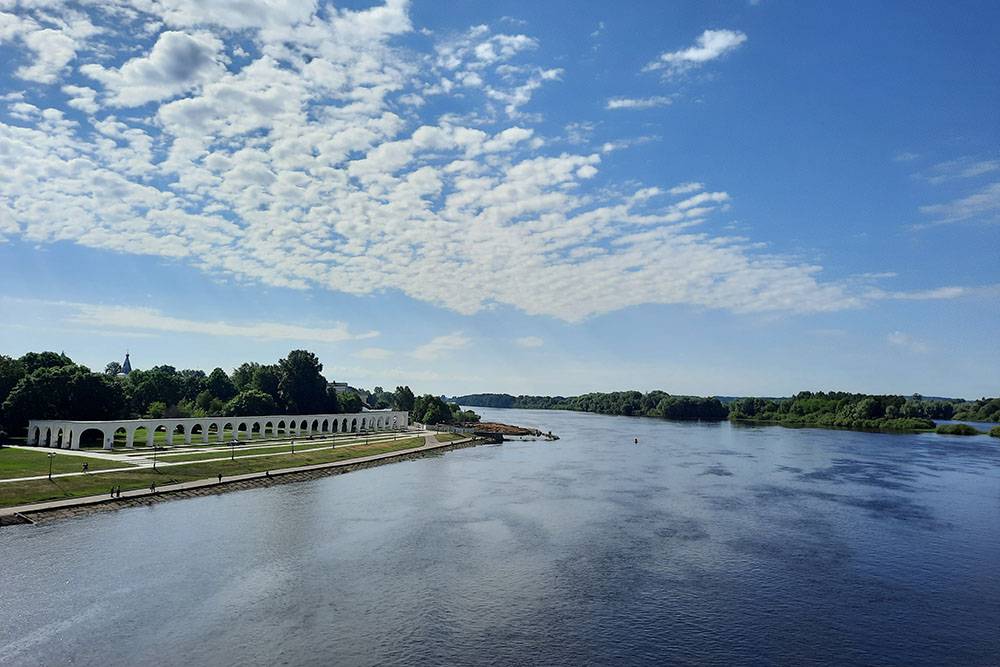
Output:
[
  {"xmin": 990, "ymin": 426, "xmax": 1000, "ymax": 438},
  {"xmin": 935, "ymin": 423, "xmax": 981, "ymax": 436}
]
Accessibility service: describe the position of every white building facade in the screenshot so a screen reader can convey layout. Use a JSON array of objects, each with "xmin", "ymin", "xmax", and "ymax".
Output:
[{"xmin": 26, "ymin": 410, "xmax": 409, "ymax": 450}]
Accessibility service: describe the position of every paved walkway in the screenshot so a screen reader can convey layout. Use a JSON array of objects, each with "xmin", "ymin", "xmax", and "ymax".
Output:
[
  {"xmin": 1, "ymin": 433, "xmax": 466, "ymax": 519},
  {"xmin": 1, "ymin": 431, "xmax": 424, "ymax": 483}
]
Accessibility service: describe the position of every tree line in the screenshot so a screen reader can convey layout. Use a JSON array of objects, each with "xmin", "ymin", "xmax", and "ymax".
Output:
[
  {"xmin": 452, "ymin": 391, "xmax": 729, "ymax": 421},
  {"xmin": 452, "ymin": 389, "xmax": 1000, "ymax": 431},
  {"xmin": 0, "ymin": 349, "xmax": 463, "ymax": 437}
]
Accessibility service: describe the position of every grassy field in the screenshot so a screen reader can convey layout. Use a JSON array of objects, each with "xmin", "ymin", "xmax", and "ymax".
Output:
[
  {"xmin": 0, "ymin": 448, "xmax": 138, "ymax": 480},
  {"xmin": 435, "ymin": 432, "xmax": 467, "ymax": 442},
  {"xmin": 150, "ymin": 436, "xmax": 393, "ymax": 463},
  {"xmin": 0, "ymin": 436, "xmax": 428, "ymax": 508}
]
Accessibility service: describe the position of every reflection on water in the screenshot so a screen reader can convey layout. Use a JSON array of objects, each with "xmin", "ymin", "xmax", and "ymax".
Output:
[{"xmin": 2, "ymin": 407, "xmax": 998, "ymax": 666}]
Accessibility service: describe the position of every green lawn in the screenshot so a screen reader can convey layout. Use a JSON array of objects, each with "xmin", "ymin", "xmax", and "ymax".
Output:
[
  {"xmin": 435, "ymin": 432, "xmax": 467, "ymax": 442},
  {"xmin": 0, "ymin": 448, "xmax": 138, "ymax": 480},
  {"xmin": 151, "ymin": 436, "xmax": 386, "ymax": 463},
  {"xmin": 0, "ymin": 436, "xmax": 427, "ymax": 508}
]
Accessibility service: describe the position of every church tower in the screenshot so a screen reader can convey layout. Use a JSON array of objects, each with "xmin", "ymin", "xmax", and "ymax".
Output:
[{"xmin": 121, "ymin": 352, "xmax": 132, "ymax": 375}]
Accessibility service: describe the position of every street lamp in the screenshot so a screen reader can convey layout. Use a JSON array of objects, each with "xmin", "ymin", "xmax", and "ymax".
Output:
[
  {"xmin": 47, "ymin": 452, "xmax": 55, "ymax": 480},
  {"xmin": 231, "ymin": 439, "xmax": 237, "ymax": 461},
  {"xmin": 153, "ymin": 445, "xmax": 157, "ymax": 470}
]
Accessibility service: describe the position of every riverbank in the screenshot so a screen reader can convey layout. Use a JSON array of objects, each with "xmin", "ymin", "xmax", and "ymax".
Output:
[{"xmin": 0, "ymin": 434, "xmax": 484, "ymax": 523}]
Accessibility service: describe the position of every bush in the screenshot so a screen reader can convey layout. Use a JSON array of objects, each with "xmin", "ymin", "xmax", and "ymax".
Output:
[
  {"xmin": 935, "ymin": 423, "xmax": 981, "ymax": 436},
  {"xmin": 990, "ymin": 426, "xmax": 1000, "ymax": 438}
]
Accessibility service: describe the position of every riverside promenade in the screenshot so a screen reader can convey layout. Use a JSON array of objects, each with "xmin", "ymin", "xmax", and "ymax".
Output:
[{"xmin": 1, "ymin": 433, "xmax": 476, "ymax": 524}]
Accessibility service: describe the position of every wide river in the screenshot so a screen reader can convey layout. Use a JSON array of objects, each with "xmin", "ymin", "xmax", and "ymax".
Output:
[{"xmin": 2, "ymin": 407, "xmax": 999, "ymax": 666}]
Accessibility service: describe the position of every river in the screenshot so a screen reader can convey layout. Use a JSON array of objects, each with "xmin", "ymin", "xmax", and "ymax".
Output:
[{"xmin": 2, "ymin": 407, "xmax": 998, "ymax": 666}]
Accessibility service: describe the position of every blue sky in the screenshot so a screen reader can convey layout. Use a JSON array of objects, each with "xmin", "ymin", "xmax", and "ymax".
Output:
[{"xmin": 0, "ymin": 0, "xmax": 997, "ymax": 398}]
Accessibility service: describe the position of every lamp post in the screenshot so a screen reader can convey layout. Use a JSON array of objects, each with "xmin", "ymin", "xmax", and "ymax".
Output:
[
  {"xmin": 47, "ymin": 452, "xmax": 55, "ymax": 480},
  {"xmin": 231, "ymin": 439, "xmax": 237, "ymax": 461},
  {"xmin": 291, "ymin": 439, "xmax": 295, "ymax": 454},
  {"xmin": 152, "ymin": 445, "xmax": 157, "ymax": 470}
]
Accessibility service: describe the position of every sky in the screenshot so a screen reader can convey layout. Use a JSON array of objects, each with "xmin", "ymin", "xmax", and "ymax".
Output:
[{"xmin": 0, "ymin": 0, "xmax": 998, "ymax": 399}]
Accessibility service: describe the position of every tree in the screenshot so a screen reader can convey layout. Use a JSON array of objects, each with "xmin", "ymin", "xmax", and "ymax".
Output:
[
  {"xmin": 2, "ymin": 366, "xmax": 126, "ymax": 431},
  {"xmin": 19, "ymin": 351, "xmax": 75, "ymax": 375},
  {"xmin": 393, "ymin": 385, "xmax": 415, "ymax": 411},
  {"xmin": 0, "ymin": 355, "xmax": 26, "ymax": 407},
  {"xmin": 412, "ymin": 394, "xmax": 452, "ymax": 424},
  {"xmin": 206, "ymin": 367, "xmax": 237, "ymax": 402},
  {"xmin": 225, "ymin": 390, "xmax": 278, "ymax": 417},
  {"xmin": 146, "ymin": 401, "xmax": 168, "ymax": 418},
  {"xmin": 338, "ymin": 391, "xmax": 362, "ymax": 413},
  {"xmin": 104, "ymin": 361, "xmax": 123, "ymax": 376},
  {"xmin": 251, "ymin": 364, "xmax": 282, "ymax": 407},
  {"xmin": 231, "ymin": 362, "xmax": 261, "ymax": 392},
  {"xmin": 278, "ymin": 350, "xmax": 328, "ymax": 414}
]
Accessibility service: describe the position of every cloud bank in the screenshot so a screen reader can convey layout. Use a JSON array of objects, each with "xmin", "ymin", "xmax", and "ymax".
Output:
[{"xmin": 0, "ymin": 2, "xmax": 943, "ymax": 323}]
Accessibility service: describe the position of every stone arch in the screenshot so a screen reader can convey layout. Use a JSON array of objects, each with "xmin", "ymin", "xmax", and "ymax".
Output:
[
  {"xmin": 78, "ymin": 427, "xmax": 106, "ymax": 448},
  {"xmin": 152, "ymin": 423, "xmax": 169, "ymax": 446},
  {"xmin": 237, "ymin": 422, "xmax": 249, "ymax": 440},
  {"xmin": 208, "ymin": 422, "xmax": 220, "ymax": 441},
  {"xmin": 321, "ymin": 418, "xmax": 329, "ymax": 433},
  {"xmin": 222, "ymin": 422, "xmax": 234, "ymax": 440},
  {"xmin": 350, "ymin": 418, "xmax": 358, "ymax": 433},
  {"xmin": 44, "ymin": 427, "xmax": 52, "ymax": 447},
  {"xmin": 312, "ymin": 419, "xmax": 320, "ymax": 433},
  {"xmin": 265, "ymin": 421, "xmax": 274, "ymax": 436},
  {"xmin": 55, "ymin": 428, "xmax": 65, "ymax": 448},
  {"xmin": 289, "ymin": 419, "xmax": 297, "ymax": 432},
  {"xmin": 278, "ymin": 420, "xmax": 286, "ymax": 434},
  {"xmin": 32, "ymin": 426, "xmax": 40, "ymax": 445},
  {"xmin": 172, "ymin": 423, "xmax": 186, "ymax": 446}
]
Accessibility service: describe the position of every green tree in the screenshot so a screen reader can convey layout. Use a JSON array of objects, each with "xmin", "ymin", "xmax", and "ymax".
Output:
[
  {"xmin": 146, "ymin": 401, "xmax": 168, "ymax": 418},
  {"xmin": 231, "ymin": 362, "xmax": 260, "ymax": 392},
  {"xmin": 393, "ymin": 385, "xmax": 415, "ymax": 411},
  {"xmin": 19, "ymin": 351, "xmax": 75, "ymax": 375},
  {"xmin": 225, "ymin": 389, "xmax": 278, "ymax": 416},
  {"xmin": 207, "ymin": 367, "xmax": 237, "ymax": 402},
  {"xmin": 104, "ymin": 361, "xmax": 123, "ymax": 376},
  {"xmin": 0, "ymin": 355, "xmax": 26, "ymax": 406},
  {"xmin": 2, "ymin": 366, "xmax": 126, "ymax": 431},
  {"xmin": 278, "ymin": 350, "xmax": 328, "ymax": 414},
  {"xmin": 338, "ymin": 391, "xmax": 363, "ymax": 413}
]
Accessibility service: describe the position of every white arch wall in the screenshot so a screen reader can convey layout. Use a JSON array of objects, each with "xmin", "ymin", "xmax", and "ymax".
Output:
[{"xmin": 26, "ymin": 411, "xmax": 409, "ymax": 450}]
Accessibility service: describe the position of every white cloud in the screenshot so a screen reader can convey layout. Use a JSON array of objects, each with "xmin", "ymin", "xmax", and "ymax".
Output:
[
  {"xmin": 644, "ymin": 29, "xmax": 747, "ymax": 77},
  {"xmin": 61, "ymin": 85, "xmax": 99, "ymax": 113},
  {"xmin": 887, "ymin": 331, "xmax": 930, "ymax": 353},
  {"xmin": 412, "ymin": 332, "xmax": 471, "ymax": 361},
  {"xmin": 82, "ymin": 31, "xmax": 226, "ymax": 106},
  {"xmin": 61, "ymin": 302, "xmax": 378, "ymax": 343},
  {"xmin": 1, "ymin": 2, "xmax": 969, "ymax": 324},
  {"xmin": 514, "ymin": 336, "xmax": 543, "ymax": 348},
  {"xmin": 606, "ymin": 96, "xmax": 673, "ymax": 110},
  {"xmin": 918, "ymin": 157, "xmax": 1000, "ymax": 185},
  {"xmin": 918, "ymin": 181, "xmax": 1000, "ymax": 226}
]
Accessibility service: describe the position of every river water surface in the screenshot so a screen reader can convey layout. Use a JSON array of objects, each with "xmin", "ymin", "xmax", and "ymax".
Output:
[{"xmin": 2, "ymin": 407, "xmax": 999, "ymax": 666}]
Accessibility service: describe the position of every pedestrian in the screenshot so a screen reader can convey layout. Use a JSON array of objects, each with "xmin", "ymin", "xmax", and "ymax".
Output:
[
  {"xmin": 110, "ymin": 487, "xmax": 115, "ymax": 498},
  {"xmin": 218, "ymin": 473, "xmax": 222, "ymax": 483},
  {"xmin": 150, "ymin": 482, "xmax": 156, "ymax": 493},
  {"xmin": 83, "ymin": 462, "xmax": 89, "ymax": 473}
]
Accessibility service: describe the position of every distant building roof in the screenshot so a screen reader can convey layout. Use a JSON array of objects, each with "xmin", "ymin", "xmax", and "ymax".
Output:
[{"xmin": 121, "ymin": 352, "xmax": 132, "ymax": 375}]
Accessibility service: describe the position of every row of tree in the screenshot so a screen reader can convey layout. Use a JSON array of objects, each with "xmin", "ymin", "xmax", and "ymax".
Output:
[
  {"xmin": 727, "ymin": 391, "xmax": 939, "ymax": 431},
  {"xmin": 452, "ymin": 391, "xmax": 729, "ymax": 421},
  {"xmin": 452, "ymin": 389, "xmax": 1000, "ymax": 431},
  {"xmin": 0, "ymin": 350, "xmax": 425, "ymax": 435}
]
